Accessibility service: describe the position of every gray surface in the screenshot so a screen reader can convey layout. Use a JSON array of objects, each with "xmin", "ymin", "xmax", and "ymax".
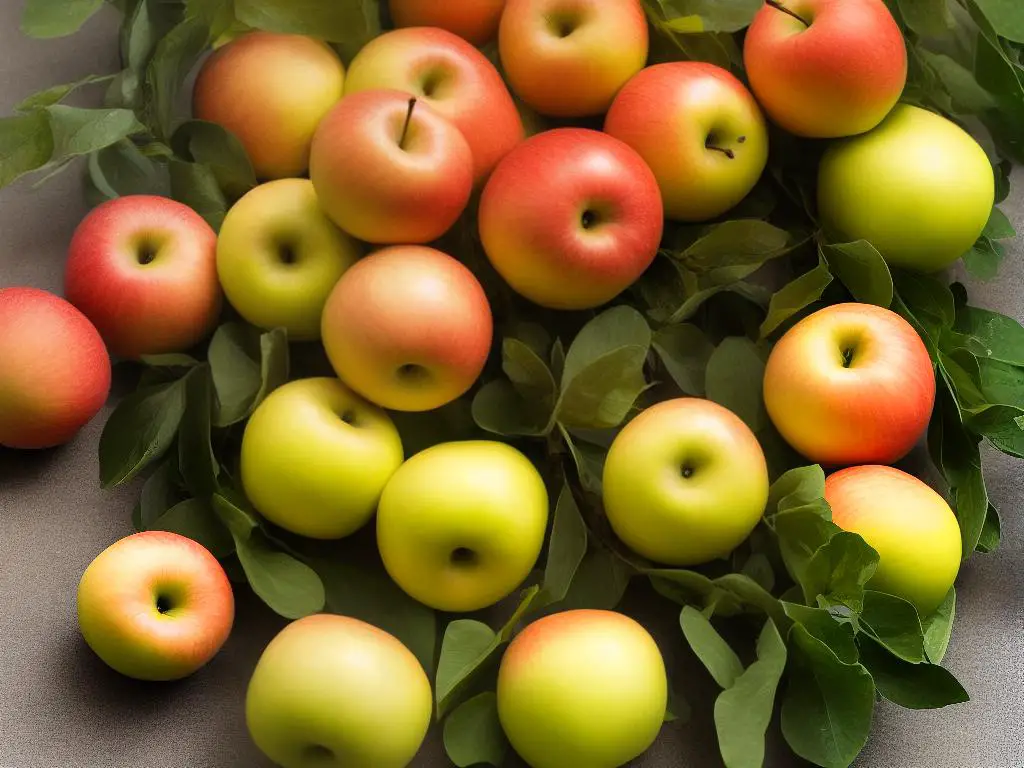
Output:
[{"xmin": 0, "ymin": 6, "xmax": 1022, "ymax": 768}]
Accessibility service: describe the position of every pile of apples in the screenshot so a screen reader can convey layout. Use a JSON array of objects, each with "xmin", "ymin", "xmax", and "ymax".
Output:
[{"xmin": 0, "ymin": 0, "xmax": 997, "ymax": 766}]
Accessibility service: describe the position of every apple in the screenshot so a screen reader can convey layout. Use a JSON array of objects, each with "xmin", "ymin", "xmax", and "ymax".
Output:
[
  {"xmin": 321, "ymin": 245, "xmax": 493, "ymax": 412},
  {"xmin": 390, "ymin": 0, "xmax": 506, "ymax": 45},
  {"xmin": 743, "ymin": 0, "xmax": 906, "ymax": 138},
  {"xmin": 246, "ymin": 614, "xmax": 432, "ymax": 768},
  {"xmin": 376, "ymin": 441, "xmax": 548, "ymax": 612},
  {"xmin": 76, "ymin": 531, "xmax": 234, "ymax": 681},
  {"xmin": 604, "ymin": 61, "xmax": 769, "ymax": 222},
  {"xmin": 497, "ymin": 609, "xmax": 667, "ymax": 768},
  {"xmin": 825, "ymin": 465, "xmax": 961, "ymax": 615},
  {"xmin": 818, "ymin": 104, "xmax": 995, "ymax": 272},
  {"xmin": 498, "ymin": 0, "xmax": 648, "ymax": 117},
  {"xmin": 193, "ymin": 32, "xmax": 345, "ymax": 179},
  {"xmin": 216, "ymin": 179, "xmax": 360, "ymax": 340},
  {"xmin": 478, "ymin": 127, "xmax": 663, "ymax": 310},
  {"xmin": 0, "ymin": 287, "xmax": 110, "ymax": 449},
  {"xmin": 343, "ymin": 27, "xmax": 524, "ymax": 183},
  {"xmin": 603, "ymin": 398, "xmax": 769, "ymax": 566},
  {"xmin": 763, "ymin": 302, "xmax": 936, "ymax": 466},
  {"xmin": 310, "ymin": 89, "xmax": 473, "ymax": 245},
  {"xmin": 65, "ymin": 195, "xmax": 220, "ymax": 358},
  {"xmin": 240, "ymin": 378, "xmax": 404, "ymax": 540}
]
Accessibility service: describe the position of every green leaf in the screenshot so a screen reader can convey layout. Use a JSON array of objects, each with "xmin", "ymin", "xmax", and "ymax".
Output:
[
  {"xmin": 859, "ymin": 590, "xmax": 925, "ymax": 663},
  {"xmin": 208, "ymin": 323, "xmax": 264, "ymax": 426},
  {"xmin": 954, "ymin": 305, "xmax": 1024, "ymax": 366},
  {"xmin": 232, "ymin": 530, "xmax": 325, "ymax": 619},
  {"xmin": 472, "ymin": 379, "xmax": 551, "ymax": 436},
  {"xmin": 679, "ymin": 606, "xmax": 744, "ymax": 689},
  {"xmin": 16, "ymin": 74, "xmax": 115, "ymax": 112},
  {"xmin": 212, "ymin": 491, "xmax": 259, "ymax": 540},
  {"xmin": 714, "ymin": 573, "xmax": 787, "ymax": 627},
  {"xmin": 169, "ymin": 159, "xmax": 228, "ymax": 231},
  {"xmin": 561, "ymin": 428, "xmax": 607, "ymax": 494},
  {"xmin": 86, "ymin": 139, "xmax": 170, "ymax": 203},
  {"xmin": 99, "ymin": 376, "xmax": 190, "ymax": 488},
  {"xmin": 781, "ymin": 625, "xmax": 875, "ymax": 768},
  {"xmin": 714, "ymin": 619, "xmax": 787, "ymax": 768},
  {"xmin": 443, "ymin": 692, "xmax": 507, "ymax": 768},
  {"xmin": 436, "ymin": 620, "xmax": 499, "ymax": 716},
  {"xmin": 962, "ymin": 237, "xmax": 1005, "ymax": 281},
  {"xmin": 543, "ymin": 485, "xmax": 588, "ymax": 604},
  {"xmin": 772, "ymin": 510, "xmax": 840, "ymax": 590},
  {"xmin": 971, "ymin": 0, "xmax": 1024, "ymax": 42},
  {"xmin": 897, "ymin": 0, "xmax": 953, "ymax": 36},
  {"xmin": 651, "ymin": 0, "xmax": 761, "ymax": 33},
  {"xmin": 145, "ymin": 18, "xmax": 210, "ymax": 139},
  {"xmin": 705, "ymin": 336, "xmax": 767, "ymax": 431},
  {"xmin": 653, "ymin": 323, "xmax": 715, "ymax": 395},
  {"xmin": 171, "ymin": 119, "xmax": 257, "ymax": 200},
  {"xmin": 0, "ymin": 112, "xmax": 54, "ymax": 189},
  {"xmin": 799, "ymin": 532, "xmax": 879, "ymax": 613},
  {"xmin": 556, "ymin": 306, "xmax": 651, "ymax": 429},
  {"xmin": 915, "ymin": 49, "xmax": 998, "ymax": 113},
  {"xmin": 234, "ymin": 0, "xmax": 381, "ymax": 60},
  {"xmin": 858, "ymin": 636, "xmax": 969, "ymax": 709},
  {"xmin": 135, "ymin": 459, "xmax": 183, "ymax": 530},
  {"xmin": 185, "ymin": 0, "xmax": 238, "ymax": 40},
  {"xmin": 768, "ymin": 465, "xmax": 827, "ymax": 513},
  {"xmin": 675, "ymin": 220, "xmax": 793, "ymax": 277},
  {"xmin": 650, "ymin": 568, "xmax": 741, "ymax": 615},
  {"xmin": 977, "ymin": 503, "xmax": 1001, "ymax": 553},
  {"xmin": 556, "ymin": 547, "xmax": 631, "ymax": 611},
  {"xmin": 665, "ymin": 682, "xmax": 692, "ymax": 723},
  {"xmin": 178, "ymin": 365, "xmax": 219, "ymax": 499},
  {"xmin": 893, "ymin": 271, "xmax": 955, "ymax": 328},
  {"xmin": 820, "ymin": 241, "xmax": 893, "ymax": 307},
  {"xmin": 503, "ymin": 338, "xmax": 557, "ymax": 405},
  {"xmin": 922, "ymin": 587, "xmax": 956, "ymax": 663},
  {"xmin": 150, "ymin": 498, "xmax": 234, "ymax": 557},
  {"xmin": 782, "ymin": 602, "xmax": 858, "ymax": 663},
  {"xmin": 44, "ymin": 105, "xmax": 146, "ymax": 161},
  {"xmin": 983, "ymin": 207, "xmax": 1016, "ymax": 240},
  {"xmin": 760, "ymin": 257, "xmax": 833, "ymax": 338},
  {"xmin": 21, "ymin": 0, "xmax": 104, "ymax": 38}
]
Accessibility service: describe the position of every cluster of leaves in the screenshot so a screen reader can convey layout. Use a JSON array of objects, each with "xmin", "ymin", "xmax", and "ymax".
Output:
[{"xmin": 8, "ymin": 1, "xmax": 1024, "ymax": 768}]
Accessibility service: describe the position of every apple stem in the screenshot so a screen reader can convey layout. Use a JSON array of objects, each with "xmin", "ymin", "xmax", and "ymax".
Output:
[
  {"xmin": 765, "ymin": 0, "xmax": 809, "ymax": 26},
  {"xmin": 399, "ymin": 97, "xmax": 417, "ymax": 150},
  {"xmin": 706, "ymin": 145, "xmax": 736, "ymax": 159}
]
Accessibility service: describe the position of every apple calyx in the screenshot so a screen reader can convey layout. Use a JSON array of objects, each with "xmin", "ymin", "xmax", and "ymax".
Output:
[
  {"xmin": 765, "ymin": 0, "xmax": 810, "ymax": 27},
  {"xmin": 399, "ymin": 97, "xmax": 417, "ymax": 150}
]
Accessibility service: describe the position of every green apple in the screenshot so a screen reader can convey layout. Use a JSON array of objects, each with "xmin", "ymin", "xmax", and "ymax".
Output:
[
  {"xmin": 818, "ymin": 104, "xmax": 995, "ymax": 272},
  {"xmin": 241, "ymin": 378, "xmax": 404, "ymax": 540},
  {"xmin": 246, "ymin": 614, "xmax": 432, "ymax": 768},
  {"xmin": 603, "ymin": 397, "xmax": 770, "ymax": 566},
  {"xmin": 376, "ymin": 440, "xmax": 548, "ymax": 612},
  {"xmin": 217, "ymin": 178, "xmax": 361, "ymax": 341},
  {"xmin": 497, "ymin": 609, "xmax": 667, "ymax": 768}
]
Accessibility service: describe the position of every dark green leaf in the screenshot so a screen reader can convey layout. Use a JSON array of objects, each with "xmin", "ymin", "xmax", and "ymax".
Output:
[
  {"xmin": 800, "ymin": 532, "xmax": 879, "ymax": 613},
  {"xmin": 233, "ymin": 529, "xmax": 325, "ymax": 619},
  {"xmin": 858, "ymin": 636, "xmax": 969, "ymax": 709},
  {"xmin": 922, "ymin": 587, "xmax": 956, "ymax": 663},
  {"xmin": 740, "ymin": 552, "xmax": 774, "ymax": 592},
  {"xmin": 705, "ymin": 336, "xmax": 767, "ymax": 431},
  {"xmin": 893, "ymin": 271, "xmax": 955, "ymax": 328},
  {"xmin": 172, "ymin": 119, "xmax": 257, "ymax": 200},
  {"xmin": 760, "ymin": 257, "xmax": 833, "ymax": 338},
  {"xmin": 208, "ymin": 323, "xmax": 262, "ymax": 426},
  {"xmin": 169, "ymin": 159, "xmax": 228, "ymax": 231},
  {"xmin": 185, "ymin": 0, "xmax": 238, "ymax": 40},
  {"xmin": 675, "ymin": 220, "xmax": 793, "ymax": 276},
  {"xmin": 556, "ymin": 547, "xmax": 631, "ymax": 611},
  {"xmin": 86, "ymin": 139, "xmax": 170, "ymax": 203},
  {"xmin": 714, "ymin": 573, "xmax": 787, "ymax": 627},
  {"xmin": 212, "ymin": 491, "xmax": 259, "ymax": 540},
  {"xmin": 820, "ymin": 241, "xmax": 893, "ymax": 307},
  {"xmin": 443, "ymin": 692, "xmax": 507, "ymax": 768},
  {"xmin": 665, "ymin": 682, "xmax": 692, "ymax": 723},
  {"xmin": 136, "ymin": 459, "xmax": 182, "ymax": 530},
  {"xmin": 472, "ymin": 379, "xmax": 551, "ymax": 436},
  {"xmin": 561, "ymin": 427, "xmax": 607, "ymax": 494},
  {"xmin": 178, "ymin": 365, "xmax": 219, "ymax": 498},
  {"xmin": 145, "ymin": 18, "xmax": 209, "ymax": 139},
  {"xmin": 954, "ymin": 304, "xmax": 1024, "ymax": 366},
  {"xmin": 652, "ymin": 0, "xmax": 760, "ymax": 33},
  {"xmin": 767, "ymin": 465, "xmax": 827, "ymax": 514},
  {"xmin": 16, "ymin": 74, "xmax": 115, "ymax": 112},
  {"xmin": 21, "ymin": 0, "xmax": 104, "ymax": 38},
  {"xmin": 651, "ymin": 568, "xmax": 741, "ymax": 615},
  {"xmin": 503, "ymin": 337, "xmax": 557, "ymax": 405},
  {"xmin": 234, "ymin": 0, "xmax": 381, "ymax": 60},
  {"xmin": 0, "ymin": 112, "xmax": 53, "ymax": 188},
  {"xmin": 45, "ymin": 105, "xmax": 146, "ymax": 161},
  {"xmin": 977, "ymin": 503, "xmax": 1001, "ymax": 553},
  {"xmin": 897, "ymin": 0, "xmax": 953, "ymax": 36},
  {"xmin": 680, "ymin": 606, "xmax": 744, "ymax": 688},
  {"xmin": 436, "ymin": 620, "xmax": 499, "ymax": 716},
  {"xmin": 962, "ymin": 237, "xmax": 1005, "ymax": 281},
  {"xmin": 151, "ymin": 498, "xmax": 233, "ymax": 557},
  {"xmin": 550, "ymin": 338, "xmax": 566, "ymax": 381},
  {"xmin": 543, "ymin": 485, "xmax": 588, "ymax": 604},
  {"xmin": 653, "ymin": 323, "xmax": 715, "ymax": 395},
  {"xmin": 782, "ymin": 602, "xmax": 858, "ymax": 663},
  {"xmin": 916, "ymin": 49, "xmax": 998, "ymax": 113},
  {"xmin": 971, "ymin": 0, "xmax": 1024, "ymax": 42},
  {"xmin": 772, "ymin": 510, "xmax": 840, "ymax": 591},
  {"xmin": 859, "ymin": 590, "xmax": 925, "ymax": 663}
]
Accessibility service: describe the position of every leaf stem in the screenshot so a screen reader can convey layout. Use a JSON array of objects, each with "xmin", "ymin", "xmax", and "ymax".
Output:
[
  {"xmin": 399, "ymin": 97, "xmax": 417, "ymax": 150},
  {"xmin": 706, "ymin": 144, "xmax": 736, "ymax": 159},
  {"xmin": 766, "ymin": 0, "xmax": 810, "ymax": 27}
]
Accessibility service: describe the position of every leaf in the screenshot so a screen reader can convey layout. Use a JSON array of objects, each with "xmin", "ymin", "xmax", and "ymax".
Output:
[
  {"xmin": 983, "ymin": 207, "xmax": 1016, "ymax": 240},
  {"xmin": 0, "ymin": 112, "xmax": 54, "ymax": 189},
  {"xmin": 207, "ymin": 324, "xmax": 287, "ymax": 426},
  {"xmin": 653, "ymin": 323, "xmax": 715, "ymax": 395},
  {"xmin": 503, "ymin": 338, "xmax": 557, "ymax": 405},
  {"xmin": 561, "ymin": 428, "xmax": 607, "ymax": 494},
  {"xmin": 977, "ymin": 503, "xmax": 1002, "ymax": 553},
  {"xmin": 145, "ymin": 18, "xmax": 210, "ymax": 140},
  {"xmin": 177, "ymin": 366, "xmax": 219, "ymax": 499},
  {"xmin": 772, "ymin": 510, "xmax": 840, "ymax": 591},
  {"xmin": 782, "ymin": 602, "xmax": 858, "ymax": 663},
  {"xmin": 44, "ymin": 105, "xmax": 146, "ymax": 161},
  {"xmin": 820, "ymin": 241, "xmax": 893, "ymax": 307},
  {"xmin": 652, "ymin": 0, "xmax": 761, "ymax": 33},
  {"xmin": 212, "ymin": 491, "xmax": 259, "ymax": 540},
  {"xmin": 556, "ymin": 547, "xmax": 631, "ymax": 611},
  {"xmin": 16, "ymin": 74, "xmax": 115, "ymax": 112},
  {"xmin": 234, "ymin": 0, "xmax": 381, "ymax": 60},
  {"xmin": 799, "ymin": 532, "xmax": 879, "ymax": 613},
  {"xmin": 86, "ymin": 139, "xmax": 170, "ymax": 203},
  {"xmin": 443, "ymin": 692, "xmax": 507, "ymax": 768},
  {"xmin": 543, "ymin": 485, "xmax": 588, "ymax": 604},
  {"xmin": 169, "ymin": 159, "xmax": 228, "ymax": 231},
  {"xmin": 915, "ymin": 49, "xmax": 998, "ymax": 113},
  {"xmin": 557, "ymin": 306, "xmax": 651, "ymax": 429},
  {"xmin": 922, "ymin": 587, "xmax": 956, "ymax": 663},
  {"xmin": 675, "ymin": 220, "xmax": 793, "ymax": 276},
  {"xmin": 171, "ymin": 119, "xmax": 257, "ymax": 200},
  {"xmin": 664, "ymin": 682, "xmax": 692, "ymax": 723},
  {"xmin": 151, "ymin": 498, "xmax": 234, "ymax": 557},
  {"xmin": 971, "ymin": 0, "xmax": 1024, "ymax": 42},
  {"xmin": 859, "ymin": 590, "xmax": 925, "ymax": 663},
  {"xmin": 768, "ymin": 465, "xmax": 827, "ymax": 514},
  {"xmin": 954, "ymin": 305, "xmax": 1024, "ymax": 366},
  {"xmin": 679, "ymin": 606, "xmax": 744, "ymax": 689},
  {"xmin": 714, "ymin": 619, "xmax": 788, "ymax": 768},
  {"xmin": 232, "ymin": 530, "xmax": 325, "ymax": 619},
  {"xmin": 650, "ymin": 568, "xmax": 741, "ymax": 615},
  {"xmin": 99, "ymin": 376, "xmax": 190, "ymax": 488},
  {"xmin": 705, "ymin": 337, "xmax": 766, "ymax": 431},
  {"xmin": 436, "ymin": 620, "xmax": 499, "ymax": 716},
  {"xmin": 714, "ymin": 573, "xmax": 787, "ymax": 627},
  {"xmin": 780, "ymin": 625, "xmax": 875, "ymax": 768},
  {"xmin": 472, "ymin": 380, "xmax": 551, "ymax": 437},
  {"xmin": 135, "ymin": 459, "xmax": 183, "ymax": 530},
  {"xmin": 858, "ymin": 636, "xmax": 969, "ymax": 709},
  {"xmin": 892, "ymin": 271, "xmax": 955, "ymax": 353},
  {"xmin": 760, "ymin": 257, "xmax": 833, "ymax": 338},
  {"xmin": 962, "ymin": 237, "xmax": 1005, "ymax": 281},
  {"xmin": 897, "ymin": 0, "xmax": 953, "ymax": 36},
  {"xmin": 185, "ymin": 0, "xmax": 238, "ymax": 40},
  {"xmin": 21, "ymin": 0, "xmax": 104, "ymax": 38}
]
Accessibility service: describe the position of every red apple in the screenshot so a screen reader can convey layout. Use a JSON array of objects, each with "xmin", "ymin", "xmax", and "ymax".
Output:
[
  {"xmin": 743, "ymin": 0, "xmax": 907, "ymax": 138},
  {"xmin": 478, "ymin": 128, "xmax": 663, "ymax": 310},
  {"xmin": 310, "ymin": 90, "xmax": 474, "ymax": 245},
  {"xmin": 763, "ymin": 303, "xmax": 935, "ymax": 466},
  {"xmin": 343, "ymin": 27, "xmax": 524, "ymax": 183},
  {"xmin": 321, "ymin": 246, "xmax": 493, "ymax": 412},
  {"xmin": 0, "ymin": 287, "xmax": 110, "ymax": 449},
  {"xmin": 390, "ymin": 0, "xmax": 506, "ymax": 45},
  {"xmin": 65, "ymin": 195, "xmax": 220, "ymax": 358}
]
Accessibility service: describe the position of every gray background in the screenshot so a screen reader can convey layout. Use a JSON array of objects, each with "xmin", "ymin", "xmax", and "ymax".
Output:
[{"xmin": 0, "ymin": 5, "xmax": 1021, "ymax": 768}]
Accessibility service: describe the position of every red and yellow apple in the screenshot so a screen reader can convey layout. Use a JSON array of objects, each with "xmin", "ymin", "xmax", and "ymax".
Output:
[
  {"xmin": 76, "ymin": 531, "xmax": 234, "ymax": 681},
  {"xmin": 743, "ymin": 0, "xmax": 906, "ymax": 138},
  {"xmin": 605, "ymin": 61, "xmax": 769, "ymax": 222},
  {"xmin": 321, "ymin": 245, "xmax": 493, "ymax": 412},
  {"xmin": 65, "ymin": 195, "xmax": 220, "ymax": 358},
  {"xmin": 0, "ymin": 287, "xmax": 110, "ymax": 449},
  {"xmin": 246, "ymin": 614, "xmax": 432, "ymax": 768},
  {"xmin": 479, "ymin": 127, "xmax": 663, "ymax": 310},
  {"xmin": 825, "ymin": 465, "xmax": 961, "ymax": 616},
  {"xmin": 344, "ymin": 27, "xmax": 524, "ymax": 182},
  {"xmin": 497, "ymin": 610, "xmax": 667, "ymax": 768},
  {"xmin": 390, "ymin": 0, "xmax": 506, "ymax": 45},
  {"xmin": 498, "ymin": 0, "xmax": 648, "ymax": 117},
  {"xmin": 193, "ymin": 32, "xmax": 345, "ymax": 179},
  {"xmin": 763, "ymin": 303, "xmax": 935, "ymax": 466},
  {"xmin": 603, "ymin": 398, "xmax": 770, "ymax": 566}
]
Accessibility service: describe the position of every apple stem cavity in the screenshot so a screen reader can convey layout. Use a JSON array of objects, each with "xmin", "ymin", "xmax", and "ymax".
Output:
[
  {"xmin": 766, "ymin": 0, "xmax": 810, "ymax": 27},
  {"xmin": 450, "ymin": 547, "xmax": 476, "ymax": 566},
  {"xmin": 399, "ymin": 97, "xmax": 417, "ymax": 151},
  {"xmin": 705, "ymin": 144, "xmax": 736, "ymax": 159}
]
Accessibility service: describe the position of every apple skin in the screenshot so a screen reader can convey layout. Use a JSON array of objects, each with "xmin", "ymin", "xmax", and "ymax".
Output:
[
  {"xmin": 76, "ymin": 531, "xmax": 234, "ymax": 681},
  {"xmin": 321, "ymin": 245, "xmax": 493, "ymax": 412},
  {"xmin": 246, "ymin": 614, "xmax": 432, "ymax": 768},
  {"xmin": 743, "ymin": 0, "xmax": 906, "ymax": 138},
  {"xmin": 193, "ymin": 32, "xmax": 345, "ymax": 179},
  {"xmin": 825, "ymin": 465, "xmax": 961, "ymax": 616},
  {"xmin": 604, "ymin": 61, "xmax": 769, "ymax": 222},
  {"xmin": 603, "ymin": 398, "xmax": 770, "ymax": 566},
  {"xmin": 376, "ymin": 441, "xmax": 548, "ymax": 612},
  {"xmin": 343, "ymin": 27, "xmax": 524, "ymax": 183},
  {"xmin": 240, "ymin": 378, "xmax": 404, "ymax": 540},
  {"xmin": 390, "ymin": 0, "xmax": 506, "ymax": 45},
  {"xmin": 217, "ymin": 179, "xmax": 360, "ymax": 340},
  {"xmin": 498, "ymin": 0, "xmax": 648, "ymax": 118},
  {"xmin": 818, "ymin": 104, "xmax": 995, "ymax": 272},
  {"xmin": 497, "ymin": 610, "xmax": 667, "ymax": 768},
  {"xmin": 310, "ymin": 89, "xmax": 474, "ymax": 244},
  {"xmin": 763, "ymin": 302, "xmax": 936, "ymax": 466},
  {"xmin": 0, "ymin": 287, "xmax": 111, "ymax": 449},
  {"xmin": 478, "ymin": 128, "xmax": 663, "ymax": 310},
  {"xmin": 65, "ymin": 195, "xmax": 220, "ymax": 358}
]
